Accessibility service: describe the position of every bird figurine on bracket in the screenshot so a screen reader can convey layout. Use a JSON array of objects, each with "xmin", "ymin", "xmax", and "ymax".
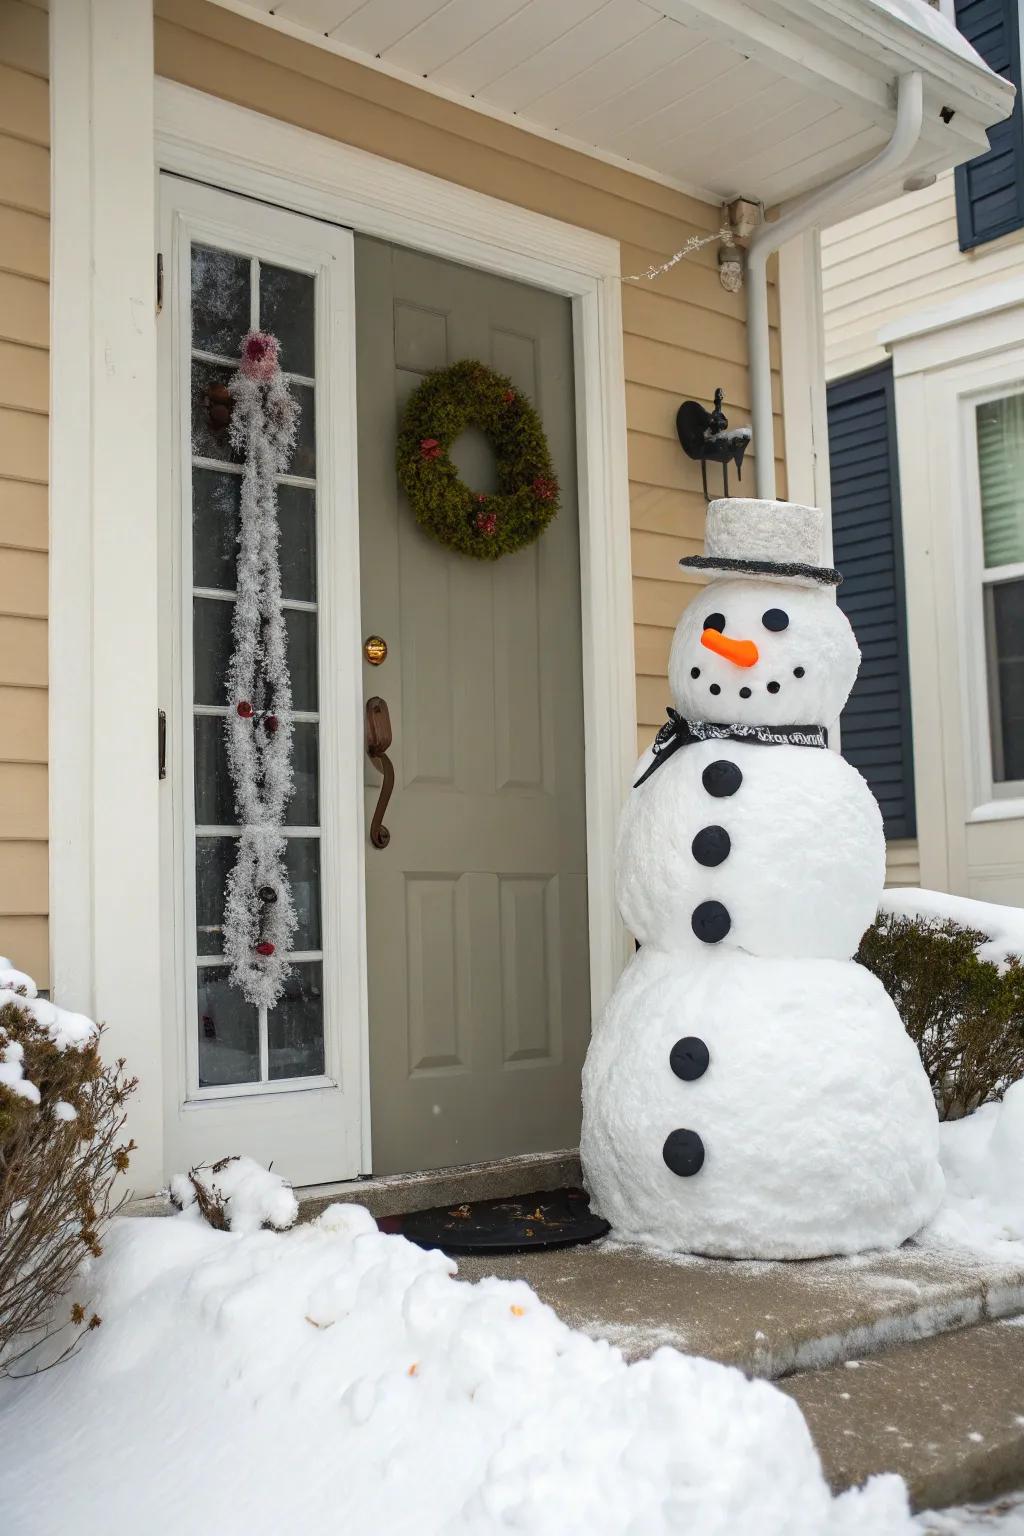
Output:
[{"xmin": 676, "ymin": 387, "xmax": 752, "ymax": 501}]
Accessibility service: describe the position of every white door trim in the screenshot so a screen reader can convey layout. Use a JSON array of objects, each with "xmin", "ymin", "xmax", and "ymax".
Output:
[
  {"xmin": 154, "ymin": 84, "xmax": 637, "ymax": 1044},
  {"xmin": 48, "ymin": 1, "xmax": 164, "ymax": 1193}
]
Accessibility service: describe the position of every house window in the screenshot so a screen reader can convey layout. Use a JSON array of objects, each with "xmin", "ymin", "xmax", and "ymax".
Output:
[
  {"xmin": 978, "ymin": 393, "xmax": 1024, "ymax": 783},
  {"xmin": 954, "ymin": 0, "xmax": 1024, "ymax": 249}
]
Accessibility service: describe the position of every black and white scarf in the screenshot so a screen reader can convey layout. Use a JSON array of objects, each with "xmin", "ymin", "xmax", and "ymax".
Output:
[{"xmin": 634, "ymin": 709, "xmax": 827, "ymax": 788}]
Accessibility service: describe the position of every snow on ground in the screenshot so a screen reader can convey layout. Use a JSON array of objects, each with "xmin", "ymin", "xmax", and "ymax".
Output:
[
  {"xmin": 169, "ymin": 1154, "xmax": 299, "ymax": 1233},
  {"xmin": 879, "ymin": 889, "xmax": 1024, "ymax": 969},
  {"xmin": 0, "ymin": 1202, "xmax": 913, "ymax": 1536}
]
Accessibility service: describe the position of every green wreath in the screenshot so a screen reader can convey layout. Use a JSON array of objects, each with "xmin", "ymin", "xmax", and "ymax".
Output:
[{"xmin": 396, "ymin": 359, "xmax": 560, "ymax": 560}]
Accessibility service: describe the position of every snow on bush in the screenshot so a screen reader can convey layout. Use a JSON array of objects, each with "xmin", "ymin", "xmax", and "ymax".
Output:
[
  {"xmin": 0, "ymin": 959, "xmax": 136, "ymax": 1371},
  {"xmin": 0, "ymin": 1204, "xmax": 914, "ymax": 1536},
  {"xmin": 859, "ymin": 899, "xmax": 1024, "ymax": 1118},
  {"xmin": 169, "ymin": 1154, "xmax": 298, "ymax": 1233}
]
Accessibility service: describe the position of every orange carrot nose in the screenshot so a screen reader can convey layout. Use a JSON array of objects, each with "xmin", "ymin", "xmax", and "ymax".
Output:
[{"xmin": 701, "ymin": 629, "xmax": 760, "ymax": 668}]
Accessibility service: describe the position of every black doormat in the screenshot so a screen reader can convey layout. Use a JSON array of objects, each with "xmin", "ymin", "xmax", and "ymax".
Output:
[{"xmin": 379, "ymin": 1186, "xmax": 610, "ymax": 1255}]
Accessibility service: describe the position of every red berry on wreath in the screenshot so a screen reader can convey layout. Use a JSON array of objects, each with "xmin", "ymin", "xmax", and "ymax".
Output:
[
  {"xmin": 237, "ymin": 700, "xmax": 254, "ymax": 718},
  {"xmin": 476, "ymin": 510, "xmax": 498, "ymax": 537},
  {"xmin": 531, "ymin": 475, "xmax": 557, "ymax": 503},
  {"xmin": 255, "ymin": 942, "xmax": 276, "ymax": 957},
  {"xmin": 419, "ymin": 437, "xmax": 441, "ymax": 461},
  {"xmin": 504, "ymin": 390, "xmax": 516, "ymax": 404},
  {"xmin": 264, "ymin": 713, "xmax": 279, "ymax": 734}
]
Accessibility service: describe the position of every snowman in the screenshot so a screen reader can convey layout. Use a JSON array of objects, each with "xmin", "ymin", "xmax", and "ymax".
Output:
[{"xmin": 581, "ymin": 498, "xmax": 944, "ymax": 1259}]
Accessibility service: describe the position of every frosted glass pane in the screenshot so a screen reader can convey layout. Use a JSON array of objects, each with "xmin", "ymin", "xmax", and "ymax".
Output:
[
  {"xmin": 194, "ymin": 715, "xmax": 237, "ymax": 827},
  {"xmin": 197, "ymin": 967, "xmax": 259, "ymax": 1087},
  {"xmin": 196, "ymin": 835, "xmax": 235, "ymax": 956},
  {"xmin": 259, "ymin": 263, "xmax": 315, "ymax": 377},
  {"xmin": 268, "ymin": 961, "xmax": 324, "ymax": 1080},
  {"xmin": 192, "ymin": 244, "xmax": 250, "ymax": 358},
  {"xmin": 978, "ymin": 396, "xmax": 1024, "ymax": 568},
  {"xmin": 192, "ymin": 473, "xmax": 316, "ymax": 602},
  {"xmin": 191, "ymin": 358, "xmax": 238, "ymax": 465}
]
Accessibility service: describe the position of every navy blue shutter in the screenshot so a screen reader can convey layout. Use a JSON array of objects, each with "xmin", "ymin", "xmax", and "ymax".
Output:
[
  {"xmin": 954, "ymin": 0, "xmax": 1024, "ymax": 249},
  {"xmin": 827, "ymin": 364, "xmax": 916, "ymax": 840}
]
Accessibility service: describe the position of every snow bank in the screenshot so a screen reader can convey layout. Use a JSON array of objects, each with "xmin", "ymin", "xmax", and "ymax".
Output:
[
  {"xmin": 0, "ymin": 1206, "xmax": 913, "ymax": 1536},
  {"xmin": 879, "ymin": 888, "xmax": 1024, "ymax": 969},
  {"xmin": 924, "ymin": 1081, "xmax": 1024, "ymax": 1256},
  {"xmin": 0, "ymin": 958, "xmax": 98, "ymax": 1108},
  {"xmin": 169, "ymin": 1154, "xmax": 298, "ymax": 1233}
]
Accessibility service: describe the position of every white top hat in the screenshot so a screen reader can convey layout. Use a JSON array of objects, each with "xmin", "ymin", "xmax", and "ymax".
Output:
[{"xmin": 679, "ymin": 498, "xmax": 841, "ymax": 588}]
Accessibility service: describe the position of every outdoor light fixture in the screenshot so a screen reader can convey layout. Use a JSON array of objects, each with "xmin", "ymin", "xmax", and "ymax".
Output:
[{"xmin": 676, "ymin": 387, "xmax": 752, "ymax": 501}]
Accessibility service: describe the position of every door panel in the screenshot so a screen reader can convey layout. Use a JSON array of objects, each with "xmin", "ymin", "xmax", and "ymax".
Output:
[{"xmin": 356, "ymin": 237, "xmax": 589, "ymax": 1174}]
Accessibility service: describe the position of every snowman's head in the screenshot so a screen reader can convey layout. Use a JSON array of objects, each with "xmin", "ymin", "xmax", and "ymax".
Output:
[{"xmin": 668, "ymin": 577, "xmax": 860, "ymax": 727}]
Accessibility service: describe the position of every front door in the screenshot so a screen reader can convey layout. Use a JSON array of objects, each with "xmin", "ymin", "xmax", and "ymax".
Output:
[
  {"xmin": 355, "ymin": 239, "xmax": 590, "ymax": 1174},
  {"xmin": 158, "ymin": 176, "xmax": 365, "ymax": 1185}
]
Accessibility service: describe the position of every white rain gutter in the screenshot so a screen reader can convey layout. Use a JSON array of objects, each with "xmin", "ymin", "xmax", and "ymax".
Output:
[{"xmin": 746, "ymin": 70, "xmax": 925, "ymax": 499}]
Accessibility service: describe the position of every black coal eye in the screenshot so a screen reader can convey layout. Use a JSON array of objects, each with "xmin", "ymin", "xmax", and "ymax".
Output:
[
  {"xmin": 704, "ymin": 613, "xmax": 725, "ymax": 632},
  {"xmin": 762, "ymin": 608, "xmax": 789, "ymax": 632}
]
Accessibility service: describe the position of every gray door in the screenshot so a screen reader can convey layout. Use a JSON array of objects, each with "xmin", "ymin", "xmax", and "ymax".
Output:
[{"xmin": 355, "ymin": 237, "xmax": 589, "ymax": 1175}]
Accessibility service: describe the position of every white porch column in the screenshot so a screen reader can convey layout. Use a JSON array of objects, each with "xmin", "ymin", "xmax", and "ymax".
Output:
[{"xmin": 50, "ymin": 0, "xmax": 163, "ymax": 1192}]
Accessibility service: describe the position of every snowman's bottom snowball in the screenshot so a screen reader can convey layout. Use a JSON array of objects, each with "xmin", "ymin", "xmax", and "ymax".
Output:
[{"xmin": 581, "ymin": 947, "xmax": 944, "ymax": 1260}]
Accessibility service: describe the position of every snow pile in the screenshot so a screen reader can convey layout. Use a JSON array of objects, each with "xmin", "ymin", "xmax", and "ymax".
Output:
[
  {"xmin": 915, "ymin": 1491, "xmax": 1024, "ymax": 1532},
  {"xmin": 924, "ymin": 1080, "xmax": 1024, "ymax": 1255},
  {"xmin": 0, "ymin": 962, "xmax": 36, "ymax": 998},
  {"xmin": 879, "ymin": 888, "xmax": 1024, "ymax": 970},
  {"xmin": 169, "ymin": 1154, "xmax": 298, "ymax": 1233},
  {"xmin": 0, "ymin": 1205, "xmax": 914, "ymax": 1536}
]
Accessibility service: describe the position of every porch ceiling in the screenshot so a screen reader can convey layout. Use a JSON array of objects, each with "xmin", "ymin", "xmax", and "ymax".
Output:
[{"xmin": 222, "ymin": 0, "xmax": 1013, "ymax": 209}]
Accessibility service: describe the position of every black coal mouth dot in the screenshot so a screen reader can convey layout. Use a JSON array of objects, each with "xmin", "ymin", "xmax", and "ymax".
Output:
[
  {"xmin": 767, "ymin": 681, "xmax": 780, "ymax": 694},
  {"xmin": 709, "ymin": 683, "xmax": 721, "ymax": 696},
  {"xmin": 794, "ymin": 667, "xmax": 805, "ymax": 678},
  {"xmin": 739, "ymin": 687, "xmax": 751, "ymax": 699}
]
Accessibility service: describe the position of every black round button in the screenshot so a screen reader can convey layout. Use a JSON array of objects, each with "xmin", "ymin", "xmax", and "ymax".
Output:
[
  {"xmin": 670, "ymin": 1036, "xmax": 710, "ymax": 1082},
  {"xmin": 702, "ymin": 759, "xmax": 742, "ymax": 798},
  {"xmin": 691, "ymin": 825, "xmax": 730, "ymax": 867},
  {"xmin": 692, "ymin": 900, "xmax": 730, "ymax": 944},
  {"xmin": 663, "ymin": 1129, "xmax": 705, "ymax": 1177}
]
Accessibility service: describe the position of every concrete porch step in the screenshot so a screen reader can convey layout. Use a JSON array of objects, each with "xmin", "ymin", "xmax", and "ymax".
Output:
[
  {"xmin": 296, "ymin": 1148, "xmax": 581, "ymax": 1221},
  {"xmin": 455, "ymin": 1237, "xmax": 1024, "ymax": 1379},
  {"xmin": 781, "ymin": 1317, "xmax": 1024, "ymax": 1514}
]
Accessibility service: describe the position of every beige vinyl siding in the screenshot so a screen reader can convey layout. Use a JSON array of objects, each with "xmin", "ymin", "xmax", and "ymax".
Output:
[
  {"xmin": 154, "ymin": 0, "xmax": 785, "ymax": 763},
  {"xmin": 0, "ymin": 0, "xmax": 48, "ymax": 987},
  {"xmin": 822, "ymin": 170, "xmax": 1024, "ymax": 380},
  {"xmin": 885, "ymin": 839, "xmax": 921, "ymax": 889}
]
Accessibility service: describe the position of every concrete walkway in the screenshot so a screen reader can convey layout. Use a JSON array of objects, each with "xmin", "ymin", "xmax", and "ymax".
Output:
[{"xmin": 455, "ymin": 1237, "xmax": 1024, "ymax": 1378}]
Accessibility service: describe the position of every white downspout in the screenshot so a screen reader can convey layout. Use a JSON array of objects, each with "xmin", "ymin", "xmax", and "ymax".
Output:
[{"xmin": 747, "ymin": 70, "xmax": 925, "ymax": 499}]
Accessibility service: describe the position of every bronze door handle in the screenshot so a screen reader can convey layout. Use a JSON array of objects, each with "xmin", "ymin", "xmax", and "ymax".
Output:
[{"xmin": 365, "ymin": 695, "xmax": 394, "ymax": 849}]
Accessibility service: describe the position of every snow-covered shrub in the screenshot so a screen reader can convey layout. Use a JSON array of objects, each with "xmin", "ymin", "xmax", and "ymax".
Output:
[
  {"xmin": 857, "ymin": 913, "xmax": 1024, "ymax": 1118},
  {"xmin": 0, "ymin": 963, "xmax": 136, "ymax": 1371},
  {"xmin": 169, "ymin": 1155, "xmax": 298, "ymax": 1234}
]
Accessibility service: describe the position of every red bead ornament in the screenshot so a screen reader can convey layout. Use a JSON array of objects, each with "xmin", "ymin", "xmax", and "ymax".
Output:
[
  {"xmin": 237, "ymin": 700, "xmax": 254, "ymax": 719},
  {"xmin": 255, "ymin": 942, "xmax": 276, "ymax": 957},
  {"xmin": 264, "ymin": 713, "xmax": 279, "ymax": 734},
  {"xmin": 419, "ymin": 438, "xmax": 441, "ymax": 461}
]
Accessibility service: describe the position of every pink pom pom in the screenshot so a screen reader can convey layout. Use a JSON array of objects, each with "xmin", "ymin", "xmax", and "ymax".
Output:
[{"xmin": 240, "ymin": 331, "xmax": 280, "ymax": 382}]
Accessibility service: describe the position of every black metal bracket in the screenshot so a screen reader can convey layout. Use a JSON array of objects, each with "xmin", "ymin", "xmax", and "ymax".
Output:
[{"xmin": 676, "ymin": 387, "xmax": 751, "ymax": 501}]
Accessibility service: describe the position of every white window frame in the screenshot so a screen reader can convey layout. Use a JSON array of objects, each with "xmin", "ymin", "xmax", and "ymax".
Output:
[
  {"xmin": 958, "ymin": 365, "xmax": 1024, "ymax": 819},
  {"xmin": 158, "ymin": 177, "xmax": 366, "ymax": 1182}
]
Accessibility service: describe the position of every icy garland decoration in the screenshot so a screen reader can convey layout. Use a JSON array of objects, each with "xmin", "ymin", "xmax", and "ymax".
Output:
[{"xmin": 222, "ymin": 332, "xmax": 300, "ymax": 1010}]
